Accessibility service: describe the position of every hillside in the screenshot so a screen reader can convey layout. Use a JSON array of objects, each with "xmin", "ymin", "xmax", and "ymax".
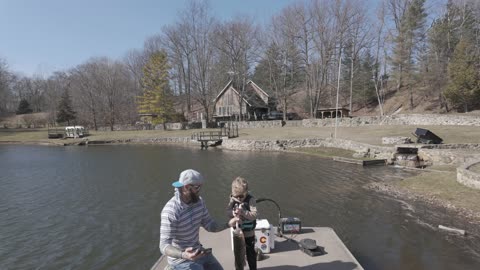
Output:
[
  {"xmin": 2, "ymin": 87, "xmax": 480, "ymax": 128},
  {"xmin": 351, "ymin": 87, "xmax": 444, "ymax": 116}
]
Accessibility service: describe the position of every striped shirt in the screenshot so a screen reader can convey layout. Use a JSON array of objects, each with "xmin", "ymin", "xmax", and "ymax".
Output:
[{"xmin": 160, "ymin": 190, "xmax": 220, "ymax": 265}]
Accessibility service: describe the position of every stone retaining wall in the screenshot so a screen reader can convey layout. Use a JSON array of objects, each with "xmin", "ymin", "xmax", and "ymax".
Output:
[
  {"xmin": 94, "ymin": 113, "xmax": 480, "ymax": 131},
  {"xmin": 234, "ymin": 120, "xmax": 283, "ymax": 128},
  {"xmin": 417, "ymin": 145, "xmax": 480, "ymax": 165},
  {"xmin": 222, "ymin": 138, "xmax": 395, "ymax": 161},
  {"xmin": 457, "ymin": 159, "xmax": 480, "ymax": 190},
  {"xmin": 129, "ymin": 137, "xmax": 194, "ymax": 144},
  {"xmin": 302, "ymin": 114, "xmax": 480, "ymax": 127}
]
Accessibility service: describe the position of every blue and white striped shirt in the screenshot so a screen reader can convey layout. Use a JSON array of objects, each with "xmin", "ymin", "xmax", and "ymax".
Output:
[{"xmin": 160, "ymin": 190, "xmax": 220, "ymax": 265}]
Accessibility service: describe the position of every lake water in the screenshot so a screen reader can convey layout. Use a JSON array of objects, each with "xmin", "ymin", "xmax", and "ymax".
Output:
[{"xmin": 1, "ymin": 144, "xmax": 479, "ymax": 270}]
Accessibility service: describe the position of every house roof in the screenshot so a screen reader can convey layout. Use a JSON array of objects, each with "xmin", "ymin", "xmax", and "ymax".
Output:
[{"xmin": 213, "ymin": 80, "xmax": 269, "ymax": 108}]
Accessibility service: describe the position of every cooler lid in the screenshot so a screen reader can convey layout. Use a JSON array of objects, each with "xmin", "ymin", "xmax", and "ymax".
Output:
[{"xmin": 256, "ymin": 219, "xmax": 271, "ymax": 229}]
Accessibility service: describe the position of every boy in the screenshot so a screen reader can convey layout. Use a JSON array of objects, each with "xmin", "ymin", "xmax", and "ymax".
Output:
[{"xmin": 226, "ymin": 177, "xmax": 258, "ymax": 270}]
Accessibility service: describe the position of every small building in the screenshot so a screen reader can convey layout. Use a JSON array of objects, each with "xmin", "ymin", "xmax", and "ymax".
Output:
[
  {"xmin": 213, "ymin": 80, "xmax": 271, "ymax": 121},
  {"xmin": 316, "ymin": 107, "xmax": 350, "ymax": 119},
  {"xmin": 187, "ymin": 103, "xmax": 206, "ymax": 123}
]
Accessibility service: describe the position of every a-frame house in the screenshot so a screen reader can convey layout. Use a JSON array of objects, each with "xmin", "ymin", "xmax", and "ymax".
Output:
[{"xmin": 213, "ymin": 80, "xmax": 272, "ymax": 121}]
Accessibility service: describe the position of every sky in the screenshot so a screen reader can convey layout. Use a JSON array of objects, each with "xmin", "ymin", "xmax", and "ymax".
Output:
[{"xmin": 0, "ymin": 0, "xmax": 294, "ymax": 77}]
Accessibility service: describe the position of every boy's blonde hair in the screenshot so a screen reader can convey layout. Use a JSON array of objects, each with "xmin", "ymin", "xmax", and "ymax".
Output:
[{"xmin": 231, "ymin": 176, "xmax": 248, "ymax": 196}]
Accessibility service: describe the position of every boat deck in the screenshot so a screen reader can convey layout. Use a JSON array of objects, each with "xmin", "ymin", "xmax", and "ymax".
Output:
[{"xmin": 151, "ymin": 227, "xmax": 363, "ymax": 270}]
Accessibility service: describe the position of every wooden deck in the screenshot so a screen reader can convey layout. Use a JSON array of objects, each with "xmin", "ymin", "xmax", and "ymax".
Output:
[
  {"xmin": 151, "ymin": 227, "xmax": 363, "ymax": 270},
  {"xmin": 333, "ymin": 157, "xmax": 387, "ymax": 166},
  {"xmin": 191, "ymin": 123, "xmax": 239, "ymax": 149}
]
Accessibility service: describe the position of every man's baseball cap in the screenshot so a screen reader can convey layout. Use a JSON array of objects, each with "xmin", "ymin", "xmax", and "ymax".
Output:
[{"xmin": 172, "ymin": 169, "xmax": 204, "ymax": 188}]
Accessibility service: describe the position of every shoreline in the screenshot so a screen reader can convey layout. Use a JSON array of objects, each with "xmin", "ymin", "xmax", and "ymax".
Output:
[
  {"xmin": 365, "ymin": 182, "xmax": 480, "ymax": 236},
  {"xmin": 2, "ymin": 136, "xmax": 480, "ymax": 234}
]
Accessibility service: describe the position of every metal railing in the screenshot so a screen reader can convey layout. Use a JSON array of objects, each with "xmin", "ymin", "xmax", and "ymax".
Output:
[{"xmin": 191, "ymin": 131, "xmax": 223, "ymax": 141}]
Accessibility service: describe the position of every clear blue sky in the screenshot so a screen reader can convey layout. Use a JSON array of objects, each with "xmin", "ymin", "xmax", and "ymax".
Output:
[{"xmin": 0, "ymin": 0, "xmax": 294, "ymax": 76}]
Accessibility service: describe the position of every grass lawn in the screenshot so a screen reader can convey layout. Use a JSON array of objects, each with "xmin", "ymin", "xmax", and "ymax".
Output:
[
  {"xmin": 236, "ymin": 125, "xmax": 480, "ymax": 145},
  {"xmin": 394, "ymin": 170, "xmax": 480, "ymax": 213},
  {"xmin": 3, "ymin": 125, "xmax": 480, "ymax": 145}
]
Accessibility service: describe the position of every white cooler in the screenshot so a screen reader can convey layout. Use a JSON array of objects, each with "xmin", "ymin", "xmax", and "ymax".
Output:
[
  {"xmin": 254, "ymin": 219, "xmax": 275, "ymax": 253},
  {"xmin": 230, "ymin": 219, "xmax": 275, "ymax": 253}
]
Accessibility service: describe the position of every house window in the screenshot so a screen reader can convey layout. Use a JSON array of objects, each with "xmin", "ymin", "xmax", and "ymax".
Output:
[{"xmin": 217, "ymin": 106, "xmax": 233, "ymax": 116}]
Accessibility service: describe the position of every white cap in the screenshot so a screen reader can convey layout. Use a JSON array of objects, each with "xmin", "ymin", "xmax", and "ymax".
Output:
[{"xmin": 172, "ymin": 169, "xmax": 204, "ymax": 188}]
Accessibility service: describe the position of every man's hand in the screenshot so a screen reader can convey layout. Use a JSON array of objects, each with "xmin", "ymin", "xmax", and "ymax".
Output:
[
  {"xmin": 228, "ymin": 216, "xmax": 241, "ymax": 228},
  {"xmin": 182, "ymin": 247, "xmax": 205, "ymax": 261}
]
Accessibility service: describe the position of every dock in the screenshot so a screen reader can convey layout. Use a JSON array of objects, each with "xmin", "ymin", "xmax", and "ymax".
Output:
[
  {"xmin": 333, "ymin": 156, "xmax": 386, "ymax": 166},
  {"xmin": 191, "ymin": 122, "xmax": 239, "ymax": 149},
  {"xmin": 191, "ymin": 131, "xmax": 224, "ymax": 149},
  {"xmin": 151, "ymin": 226, "xmax": 363, "ymax": 270}
]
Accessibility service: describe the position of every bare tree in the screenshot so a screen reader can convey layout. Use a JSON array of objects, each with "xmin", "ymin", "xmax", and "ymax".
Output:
[
  {"xmin": 44, "ymin": 71, "xmax": 70, "ymax": 124},
  {"xmin": 265, "ymin": 5, "xmax": 304, "ymax": 120},
  {"xmin": 124, "ymin": 48, "xmax": 148, "ymax": 95},
  {"xmin": 372, "ymin": 2, "xmax": 388, "ymax": 116},
  {"xmin": 70, "ymin": 62, "xmax": 101, "ymax": 130},
  {"xmin": 161, "ymin": 6, "xmax": 196, "ymax": 116},
  {"xmin": 309, "ymin": 0, "xmax": 337, "ymax": 114},
  {"xmin": 344, "ymin": 3, "xmax": 372, "ymax": 112},
  {"xmin": 289, "ymin": 2, "xmax": 315, "ymax": 118},
  {"xmin": 214, "ymin": 16, "xmax": 261, "ymax": 120},
  {"xmin": 0, "ymin": 59, "xmax": 14, "ymax": 113},
  {"xmin": 69, "ymin": 58, "xmax": 136, "ymax": 130}
]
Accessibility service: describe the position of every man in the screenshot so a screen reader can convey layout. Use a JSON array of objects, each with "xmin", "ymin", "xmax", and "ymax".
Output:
[{"xmin": 160, "ymin": 169, "xmax": 239, "ymax": 270}]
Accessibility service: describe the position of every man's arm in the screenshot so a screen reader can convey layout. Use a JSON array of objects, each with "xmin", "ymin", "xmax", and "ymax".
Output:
[
  {"xmin": 163, "ymin": 245, "xmax": 184, "ymax": 259},
  {"xmin": 160, "ymin": 204, "xmax": 177, "ymax": 255},
  {"xmin": 164, "ymin": 246, "xmax": 206, "ymax": 261},
  {"xmin": 202, "ymin": 200, "xmax": 239, "ymax": 232}
]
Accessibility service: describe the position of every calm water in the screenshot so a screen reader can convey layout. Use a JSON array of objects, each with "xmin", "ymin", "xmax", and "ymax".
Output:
[{"xmin": 1, "ymin": 145, "xmax": 479, "ymax": 270}]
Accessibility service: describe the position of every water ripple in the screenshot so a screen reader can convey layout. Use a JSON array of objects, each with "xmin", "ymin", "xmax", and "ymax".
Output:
[{"xmin": 0, "ymin": 145, "xmax": 479, "ymax": 270}]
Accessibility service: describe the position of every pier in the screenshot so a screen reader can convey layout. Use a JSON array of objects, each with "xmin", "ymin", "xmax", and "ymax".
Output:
[{"xmin": 191, "ymin": 122, "xmax": 238, "ymax": 149}]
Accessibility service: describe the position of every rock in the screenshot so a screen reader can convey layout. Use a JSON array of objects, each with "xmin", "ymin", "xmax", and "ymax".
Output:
[{"xmin": 382, "ymin": 136, "xmax": 412, "ymax": 145}]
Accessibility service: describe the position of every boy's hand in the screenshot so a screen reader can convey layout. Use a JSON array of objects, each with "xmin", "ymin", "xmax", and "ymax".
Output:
[{"xmin": 233, "ymin": 204, "xmax": 245, "ymax": 217}]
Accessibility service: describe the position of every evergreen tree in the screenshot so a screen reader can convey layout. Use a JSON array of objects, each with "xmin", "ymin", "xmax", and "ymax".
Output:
[
  {"xmin": 137, "ymin": 51, "xmax": 174, "ymax": 128},
  {"xmin": 16, "ymin": 98, "xmax": 33, "ymax": 115},
  {"xmin": 352, "ymin": 52, "xmax": 377, "ymax": 108},
  {"xmin": 427, "ymin": 0, "xmax": 477, "ymax": 111},
  {"xmin": 444, "ymin": 38, "xmax": 480, "ymax": 112},
  {"xmin": 253, "ymin": 42, "xmax": 303, "ymax": 117},
  {"xmin": 391, "ymin": 0, "xmax": 427, "ymax": 106},
  {"xmin": 56, "ymin": 89, "xmax": 77, "ymax": 125}
]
